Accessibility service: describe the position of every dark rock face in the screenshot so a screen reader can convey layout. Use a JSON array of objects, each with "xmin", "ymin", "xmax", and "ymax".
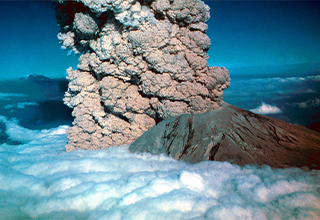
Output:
[{"xmin": 130, "ymin": 103, "xmax": 320, "ymax": 169}]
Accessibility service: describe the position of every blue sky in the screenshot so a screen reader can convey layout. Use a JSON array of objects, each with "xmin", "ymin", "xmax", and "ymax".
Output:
[
  {"xmin": 0, "ymin": 1, "xmax": 78, "ymax": 80},
  {"xmin": 0, "ymin": 1, "xmax": 320, "ymax": 79},
  {"xmin": 206, "ymin": 1, "xmax": 320, "ymax": 76}
]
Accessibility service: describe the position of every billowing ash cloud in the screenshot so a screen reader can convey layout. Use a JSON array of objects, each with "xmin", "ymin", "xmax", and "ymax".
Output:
[
  {"xmin": 54, "ymin": 0, "xmax": 230, "ymax": 150},
  {"xmin": 0, "ymin": 117, "xmax": 319, "ymax": 219}
]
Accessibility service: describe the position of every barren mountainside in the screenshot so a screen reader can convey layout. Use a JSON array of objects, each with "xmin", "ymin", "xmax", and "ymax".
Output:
[{"xmin": 130, "ymin": 103, "xmax": 320, "ymax": 169}]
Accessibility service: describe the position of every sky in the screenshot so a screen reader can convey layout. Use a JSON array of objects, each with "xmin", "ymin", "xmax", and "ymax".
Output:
[
  {"xmin": 207, "ymin": 1, "xmax": 320, "ymax": 76},
  {"xmin": 0, "ymin": 1, "xmax": 320, "ymax": 79},
  {"xmin": 0, "ymin": 1, "xmax": 78, "ymax": 80}
]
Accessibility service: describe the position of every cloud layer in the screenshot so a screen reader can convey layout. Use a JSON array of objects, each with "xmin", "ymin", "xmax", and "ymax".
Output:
[
  {"xmin": 0, "ymin": 117, "xmax": 319, "ymax": 219},
  {"xmin": 225, "ymin": 75, "xmax": 320, "ymax": 109},
  {"xmin": 224, "ymin": 74, "xmax": 320, "ymax": 128},
  {"xmin": 290, "ymin": 98, "xmax": 320, "ymax": 108},
  {"xmin": 4, "ymin": 102, "xmax": 39, "ymax": 110}
]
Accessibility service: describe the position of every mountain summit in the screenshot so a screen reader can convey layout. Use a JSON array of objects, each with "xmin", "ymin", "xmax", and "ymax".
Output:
[{"xmin": 130, "ymin": 103, "xmax": 320, "ymax": 169}]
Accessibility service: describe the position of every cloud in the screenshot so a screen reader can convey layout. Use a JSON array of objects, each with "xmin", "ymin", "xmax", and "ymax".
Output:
[
  {"xmin": 250, "ymin": 102, "xmax": 282, "ymax": 115},
  {"xmin": 224, "ymin": 74, "xmax": 320, "ymax": 113},
  {"xmin": 289, "ymin": 98, "xmax": 320, "ymax": 108},
  {"xmin": 0, "ymin": 116, "xmax": 68, "ymax": 143},
  {"xmin": 275, "ymin": 75, "xmax": 320, "ymax": 83},
  {"xmin": 4, "ymin": 102, "xmax": 39, "ymax": 110},
  {"xmin": 0, "ymin": 92, "xmax": 28, "ymax": 101},
  {"xmin": 0, "ymin": 117, "xmax": 319, "ymax": 219}
]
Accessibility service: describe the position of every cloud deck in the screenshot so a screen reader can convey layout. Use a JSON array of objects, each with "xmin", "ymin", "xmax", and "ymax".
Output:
[{"xmin": 0, "ymin": 117, "xmax": 319, "ymax": 219}]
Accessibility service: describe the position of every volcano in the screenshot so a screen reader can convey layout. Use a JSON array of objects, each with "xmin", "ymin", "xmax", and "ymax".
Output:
[{"xmin": 130, "ymin": 103, "xmax": 320, "ymax": 169}]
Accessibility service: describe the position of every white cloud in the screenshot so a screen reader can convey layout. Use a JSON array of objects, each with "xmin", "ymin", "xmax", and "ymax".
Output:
[
  {"xmin": 276, "ymin": 75, "xmax": 320, "ymax": 83},
  {"xmin": 306, "ymin": 89, "xmax": 316, "ymax": 94},
  {"xmin": 290, "ymin": 98, "xmax": 320, "ymax": 108},
  {"xmin": 17, "ymin": 102, "xmax": 39, "ymax": 109},
  {"xmin": 307, "ymin": 75, "xmax": 320, "ymax": 82},
  {"xmin": 3, "ymin": 104, "xmax": 13, "ymax": 109},
  {"xmin": 0, "ymin": 92, "xmax": 28, "ymax": 101},
  {"xmin": 0, "ymin": 117, "xmax": 319, "ymax": 219},
  {"xmin": 250, "ymin": 102, "xmax": 282, "ymax": 115},
  {"xmin": 4, "ymin": 102, "xmax": 39, "ymax": 109},
  {"xmin": 0, "ymin": 116, "xmax": 68, "ymax": 143}
]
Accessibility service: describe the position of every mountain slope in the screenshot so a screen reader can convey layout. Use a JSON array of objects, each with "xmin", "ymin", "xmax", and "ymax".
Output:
[{"xmin": 130, "ymin": 103, "xmax": 320, "ymax": 169}]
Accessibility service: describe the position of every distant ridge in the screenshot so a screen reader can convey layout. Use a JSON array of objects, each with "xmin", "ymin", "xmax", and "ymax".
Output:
[
  {"xmin": 0, "ymin": 74, "xmax": 68, "ymax": 101},
  {"xmin": 0, "ymin": 75, "xmax": 72, "ymax": 129},
  {"xmin": 18, "ymin": 74, "xmax": 51, "ymax": 81}
]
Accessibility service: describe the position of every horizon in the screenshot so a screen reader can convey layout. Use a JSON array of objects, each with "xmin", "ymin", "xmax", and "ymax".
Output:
[{"xmin": 0, "ymin": 0, "xmax": 319, "ymax": 132}]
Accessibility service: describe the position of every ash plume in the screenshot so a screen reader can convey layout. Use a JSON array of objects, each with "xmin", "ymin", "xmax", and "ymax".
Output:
[{"xmin": 55, "ymin": 0, "xmax": 230, "ymax": 150}]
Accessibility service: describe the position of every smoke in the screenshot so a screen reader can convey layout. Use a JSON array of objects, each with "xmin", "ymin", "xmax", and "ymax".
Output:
[
  {"xmin": 55, "ymin": 0, "xmax": 230, "ymax": 150},
  {"xmin": 0, "ymin": 117, "xmax": 319, "ymax": 219}
]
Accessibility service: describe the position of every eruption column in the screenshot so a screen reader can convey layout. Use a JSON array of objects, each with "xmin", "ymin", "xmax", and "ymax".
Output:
[{"xmin": 55, "ymin": 0, "xmax": 230, "ymax": 150}]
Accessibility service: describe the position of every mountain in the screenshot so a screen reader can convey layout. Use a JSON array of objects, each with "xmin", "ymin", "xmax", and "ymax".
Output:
[
  {"xmin": 0, "ymin": 74, "xmax": 68, "ymax": 101},
  {"xmin": 18, "ymin": 74, "xmax": 51, "ymax": 81},
  {"xmin": 0, "ymin": 75, "xmax": 72, "ymax": 130},
  {"xmin": 130, "ymin": 103, "xmax": 320, "ymax": 169}
]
